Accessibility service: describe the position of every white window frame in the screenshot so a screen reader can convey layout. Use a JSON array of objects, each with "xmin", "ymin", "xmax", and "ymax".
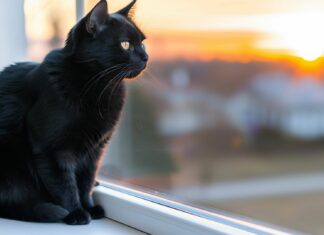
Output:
[{"xmin": 93, "ymin": 182, "xmax": 298, "ymax": 235}]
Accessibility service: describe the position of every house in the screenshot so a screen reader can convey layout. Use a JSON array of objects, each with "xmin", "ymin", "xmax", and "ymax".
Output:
[{"xmin": 227, "ymin": 72, "xmax": 324, "ymax": 140}]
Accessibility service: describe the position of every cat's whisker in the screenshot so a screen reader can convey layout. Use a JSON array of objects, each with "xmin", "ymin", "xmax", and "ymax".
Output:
[
  {"xmin": 103, "ymin": 67, "xmax": 133, "ymax": 106},
  {"xmin": 97, "ymin": 68, "xmax": 127, "ymax": 118},
  {"xmin": 143, "ymin": 69, "xmax": 163, "ymax": 88},
  {"xmin": 81, "ymin": 68, "xmax": 113, "ymax": 97},
  {"xmin": 82, "ymin": 64, "xmax": 124, "ymax": 94},
  {"xmin": 107, "ymin": 70, "xmax": 129, "ymax": 103},
  {"xmin": 85, "ymin": 64, "xmax": 124, "ymax": 90},
  {"xmin": 134, "ymin": 67, "xmax": 162, "ymax": 91},
  {"xmin": 81, "ymin": 63, "xmax": 126, "ymax": 98}
]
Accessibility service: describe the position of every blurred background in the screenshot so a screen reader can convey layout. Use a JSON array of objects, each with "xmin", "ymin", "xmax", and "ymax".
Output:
[{"xmin": 3, "ymin": 0, "xmax": 324, "ymax": 234}]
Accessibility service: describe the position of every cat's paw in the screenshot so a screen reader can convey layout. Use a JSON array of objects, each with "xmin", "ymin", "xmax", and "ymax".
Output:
[
  {"xmin": 87, "ymin": 205, "xmax": 105, "ymax": 219},
  {"xmin": 63, "ymin": 208, "xmax": 91, "ymax": 225}
]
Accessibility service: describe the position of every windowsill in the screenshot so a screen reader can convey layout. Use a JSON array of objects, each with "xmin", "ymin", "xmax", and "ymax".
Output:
[
  {"xmin": 94, "ymin": 183, "xmax": 297, "ymax": 235},
  {"xmin": 0, "ymin": 218, "xmax": 146, "ymax": 235},
  {"xmin": 0, "ymin": 183, "xmax": 297, "ymax": 235}
]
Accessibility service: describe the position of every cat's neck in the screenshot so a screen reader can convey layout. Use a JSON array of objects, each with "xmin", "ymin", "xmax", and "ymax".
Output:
[{"xmin": 43, "ymin": 49, "xmax": 126, "ymax": 109}]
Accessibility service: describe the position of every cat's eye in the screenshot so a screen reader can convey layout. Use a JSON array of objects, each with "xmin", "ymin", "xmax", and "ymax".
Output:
[{"xmin": 121, "ymin": 41, "xmax": 132, "ymax": 51}]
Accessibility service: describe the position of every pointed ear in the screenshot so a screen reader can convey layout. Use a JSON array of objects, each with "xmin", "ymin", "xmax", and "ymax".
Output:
[
  {"xmin": 86, "ymin": 0, "xmax": 108, "ymax": 36},
  {"xmin": 117, "ymin": 0, "xmax": 136, "ymax": 18}
]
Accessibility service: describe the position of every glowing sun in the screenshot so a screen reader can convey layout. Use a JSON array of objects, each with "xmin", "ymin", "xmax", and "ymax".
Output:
[{"xmin": 269, "ymin": 11, "xmax": 324, "ymax": 61}]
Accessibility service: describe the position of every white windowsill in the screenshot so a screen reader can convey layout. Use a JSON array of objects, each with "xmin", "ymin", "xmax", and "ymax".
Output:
[
  {"xmin": 94, "ymin": 184, "xmax": 298, "ymax": 235},
  {"xmin": 0, "ymin": 218, "xmax": 146, "ymax": 235},
  {"xmin": 0, "ymin": 184, "xmax": 300, "ymax": 235}
]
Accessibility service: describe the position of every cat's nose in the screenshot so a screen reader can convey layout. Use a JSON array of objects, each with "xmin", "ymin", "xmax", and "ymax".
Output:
[{"xmin": 142, "ymin": 53, "xmax": 149, "ymax": 62}]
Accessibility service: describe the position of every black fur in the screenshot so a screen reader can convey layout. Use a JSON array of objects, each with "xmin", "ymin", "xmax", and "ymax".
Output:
[{"xmin": 0, "ymin": 0, "xmax": 147, "ymax": 225}]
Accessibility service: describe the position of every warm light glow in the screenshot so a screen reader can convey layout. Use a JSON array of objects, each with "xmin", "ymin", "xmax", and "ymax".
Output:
[
  {"xmin": 266, "ymin": 11, "xmax": 324, "ymax": 61},
  {"xmin": 25, "ymin": 0, "xmax": 324, "ymax": 65}
]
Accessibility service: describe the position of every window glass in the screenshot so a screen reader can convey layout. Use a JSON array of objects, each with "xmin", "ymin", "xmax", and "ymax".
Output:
[
  {"xmin": 24, "ymin": 1, "xmax": 324, "ymax": 234},
  {"xmin": 99, "ymin": 2, "xmax": 324, "ymax": 234},
  {"xmin": 25, "ymin": 0, "xmax": 75, "ymax": 60}
]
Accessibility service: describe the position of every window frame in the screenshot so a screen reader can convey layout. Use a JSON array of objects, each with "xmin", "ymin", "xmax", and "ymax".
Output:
[{"xmin": 93, "ymin": 182, "xmax": 297, "ymax": 235}]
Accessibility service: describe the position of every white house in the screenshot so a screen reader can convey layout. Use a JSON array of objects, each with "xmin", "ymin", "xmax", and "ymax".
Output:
[{"xmin": 227, "ymin": 72, "xmax": 324, "ymax": 140}]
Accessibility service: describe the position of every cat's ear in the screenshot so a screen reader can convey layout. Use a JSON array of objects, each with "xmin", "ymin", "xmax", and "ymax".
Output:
[
  {"xmin": 117, "ymin": 0, "xmax": 136, "ymax": 18},
  {"xmin": 86, "ymin": 0, "xmax": 108, "ymax": 36}
]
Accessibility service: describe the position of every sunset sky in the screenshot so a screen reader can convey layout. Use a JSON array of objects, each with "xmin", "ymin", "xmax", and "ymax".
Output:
[{"xmin": 24, "ymin": 0, "xmax": 324, "ymax": 63}]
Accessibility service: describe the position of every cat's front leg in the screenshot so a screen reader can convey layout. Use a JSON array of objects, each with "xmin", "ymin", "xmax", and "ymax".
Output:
[
  {"xmin": 77, "ymin": 146, "xmax": 105, "ymax": 220},
  {"xmin": 34, "ymin": 151, "xmax": 91, "ymax": 225}
]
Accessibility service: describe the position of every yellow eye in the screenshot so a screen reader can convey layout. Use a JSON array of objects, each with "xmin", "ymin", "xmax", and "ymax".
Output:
[{"xmin": 121, "ymin": 41, "xmax": 131, "ymax": 50}]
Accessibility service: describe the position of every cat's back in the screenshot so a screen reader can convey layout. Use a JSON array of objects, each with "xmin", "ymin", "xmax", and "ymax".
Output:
[
  {"xmin": 0, "ymin": 62, "xmax": 38, "ymax": 81},
  {"xmin": 0, "ymin": 62, "xmax": 42, "ymax": 103},
  {"xmin": 0, "ymin": 62, "xmax": 39, "ymax": 142},
  {"xmin": 0, "ymin": 62, "xmax": 39, "ymax": 96}
]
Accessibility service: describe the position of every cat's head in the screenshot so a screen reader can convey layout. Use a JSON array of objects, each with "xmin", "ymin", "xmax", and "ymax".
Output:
[{"xmin": 64, "ymin": 0, "xmax": 148, "ymax": 79}]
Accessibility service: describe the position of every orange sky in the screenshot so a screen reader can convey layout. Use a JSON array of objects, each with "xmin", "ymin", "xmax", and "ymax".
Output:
[{"xmin": 24, "ymin": 0, "xmax": 324, "ymax": 66}]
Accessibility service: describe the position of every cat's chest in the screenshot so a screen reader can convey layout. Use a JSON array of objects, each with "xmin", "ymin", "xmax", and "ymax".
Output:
[
  {"xmin": 77, "ymin": 113, "xmax": 118, "ymax": 153},
  {"xmin": 80, "ymin": 97, "xmax": 125, "ymax": 146},
  {"xmin": 28, "ymin": 80, "xmax": 125, "ymax": 153}
]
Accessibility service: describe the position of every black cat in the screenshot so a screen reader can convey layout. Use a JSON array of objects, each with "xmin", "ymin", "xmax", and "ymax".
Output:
[{"xmin": 0, "ymin": 0, "xmax": 148, "ymax": 225}]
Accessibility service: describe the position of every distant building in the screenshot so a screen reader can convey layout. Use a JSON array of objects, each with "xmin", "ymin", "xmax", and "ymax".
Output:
[
  {"xmin": 157, "ymin": 67, "xmax": 222, "ymax": 136},
  {"xmin": 227, "ymin": 72, "xmax": 324, "ymax": 140}
]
